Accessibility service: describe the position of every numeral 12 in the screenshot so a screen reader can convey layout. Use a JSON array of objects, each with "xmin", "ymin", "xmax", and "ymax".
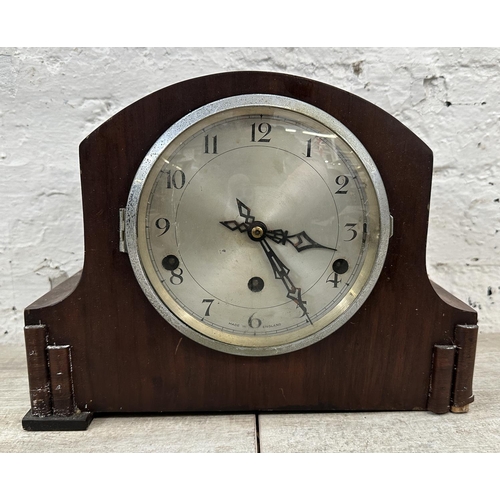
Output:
[{"xmin": 251, "ymin": 123, "xmax": 271, "ymax": 142}]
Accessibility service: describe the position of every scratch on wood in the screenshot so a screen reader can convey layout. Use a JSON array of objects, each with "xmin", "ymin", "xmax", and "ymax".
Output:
[
  {"xmin": 279, "ymin": 387, "xmax": 286, "ymax": 401},
  {"xmin": 175, "ymin": 337, "xmax": 183, "ymax": 355}
]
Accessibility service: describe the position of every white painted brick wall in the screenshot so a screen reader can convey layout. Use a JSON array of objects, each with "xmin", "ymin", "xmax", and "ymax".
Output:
[{"xmin": 1, "ymin": 47, "xmax": 498, "ymax": 344}]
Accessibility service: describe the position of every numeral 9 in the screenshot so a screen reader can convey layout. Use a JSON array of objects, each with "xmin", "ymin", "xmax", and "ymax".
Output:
[{"xmin": 155, "ymin": 218, "xmax": 170, "ymax": 236}]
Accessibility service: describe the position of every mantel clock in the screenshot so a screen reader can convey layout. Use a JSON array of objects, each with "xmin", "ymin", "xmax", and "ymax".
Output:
[{"xmin": 22, "ymin": 72, "xmax": 478, "ymax": 431}]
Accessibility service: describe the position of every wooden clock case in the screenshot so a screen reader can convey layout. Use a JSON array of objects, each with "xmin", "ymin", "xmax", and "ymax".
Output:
[{"xmin": 22, "ymin": 71, "xmax": 478, "ymax": 431}]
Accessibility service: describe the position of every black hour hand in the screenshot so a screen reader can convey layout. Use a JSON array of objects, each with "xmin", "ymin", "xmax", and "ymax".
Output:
[
  {"xmin": 267, "ymin": 229, "xmax": 336, "ymax": 253},
  {"xmin": 220, "ymin": 199, "xmax": 254, "ymax": 233}
]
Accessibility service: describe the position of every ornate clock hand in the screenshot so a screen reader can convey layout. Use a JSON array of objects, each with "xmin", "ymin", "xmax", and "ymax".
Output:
[
  {"xmin": 220, "ymin": 200, "xmax": 335, "ymax": 254},
  {"xmin": 220, "ymin": 199, "xmax": 316, "ymax": 323},
  {"xmin": 267, "ymin": 228, "xmax": 336, "ymax": 252},
  {"xmin": 259, "ymin": 238, "xmax": 312, "ymax": 325},
  {"xmin": 220, "ymin": 199, "xmax": 254, "ymax": 233}
]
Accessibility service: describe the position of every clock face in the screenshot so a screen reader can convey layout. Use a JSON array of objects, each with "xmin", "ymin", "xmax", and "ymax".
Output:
[{"xmin": 126, "ymin": 94, "xmax": 390, "ymax": 356}]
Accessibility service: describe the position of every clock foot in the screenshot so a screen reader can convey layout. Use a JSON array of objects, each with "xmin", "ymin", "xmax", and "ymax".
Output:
[
  {"xmin": 23, "ymin": 324, "xmax": 92, "ymax": 430},
  {"xmin": 22, "ymin": 409, "xmax": 94, "ymax": 431},
  {"xmin": 451, "ymin": 404, "xmax": 470, "ymax": 414},
  {"xmin": 427, "ymin": 324, "xmax": 478, "ymax": 414}
]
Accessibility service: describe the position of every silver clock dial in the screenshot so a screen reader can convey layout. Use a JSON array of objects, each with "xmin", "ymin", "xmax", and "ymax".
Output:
[{"xmin": 125, "ymin": 95, "xmax": 390, "ymax": 356}]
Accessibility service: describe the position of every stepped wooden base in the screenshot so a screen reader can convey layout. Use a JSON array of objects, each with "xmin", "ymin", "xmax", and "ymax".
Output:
[{"xmin": 22, "ymin": 410, "xmax": 94, "ymax": 431}]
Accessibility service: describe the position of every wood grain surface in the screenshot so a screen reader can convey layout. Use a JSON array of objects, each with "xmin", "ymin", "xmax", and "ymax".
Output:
[
  {"xmin": 0, "ymin": 345, "xmax": 257, "ymax": 452},
  {"xmin": 258, "ymin": 332, "xmax": 500, "ymax": 452},
  {"xmin": 1, "ymin": 331, "xmax": 497, "ymax": 452}
]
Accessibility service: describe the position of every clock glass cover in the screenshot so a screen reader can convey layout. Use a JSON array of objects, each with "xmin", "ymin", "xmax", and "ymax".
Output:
[{"xmin": 125, "ymin": 94, "xmax": 390, "ymax": 356}]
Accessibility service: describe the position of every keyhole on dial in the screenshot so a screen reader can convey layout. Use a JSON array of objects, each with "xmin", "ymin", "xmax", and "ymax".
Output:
[
  {"xmin": 248, "ymin": 276, "xmax": 265, "ymax": 293},
  {"xmin": 162, "ymin": 255, "xmax": 180, "ymax": 271},
  {"xmin": 332, "ymin": 258, "xmax": 349, "ymax": 274}
]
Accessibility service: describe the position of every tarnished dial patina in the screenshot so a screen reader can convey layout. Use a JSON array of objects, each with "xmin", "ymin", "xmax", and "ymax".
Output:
[{"xmin": 125, "ymin": 94, "xmax": 391, "ymax": 356}]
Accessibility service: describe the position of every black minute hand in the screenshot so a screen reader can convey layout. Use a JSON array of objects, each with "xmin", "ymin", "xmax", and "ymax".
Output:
[
  {"xmin": 259, "ymin": 239, "xmax": 312, "ymax": 325},
  {"xmin": 219, "ymin": 198, "xmax": 313, "ymax": 324}
]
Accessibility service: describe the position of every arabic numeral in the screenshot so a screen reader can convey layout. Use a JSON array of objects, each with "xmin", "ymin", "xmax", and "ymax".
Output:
[
  {"xmin": 202, "ymin": 299, "xmax": 214, "ymax": 316},
  {"xmin": 327, "ymin": 272, "xmax": 341, "ymax": 288},
  {"xmin": 344, "ymin": 223, "xmax": 358, "ymax": 241},
  {"xmin": 166, "ymin": 169, "xmax": 186, "ymax": 189},
  {"xmin": 305, "ymin": 138, "xmax": 312, "ymax": 157},
  {"xmin": 248, "ymin": 312, "xmax": 262, "ymax": 329},
  {"xmin": 155, "ymin": 218, "xmax": 170, "ymax": 236},
  {"xmin": 169, "ymin": 268, "xmax": 184, "ymax": 285},
  {"xmin": 251, "ymin": 123, "xmax": 271, "ymax": 142},
  {"xmin": 335, "ymin": 175, "xmax": 349, "ymax": 194},
  {"xmin": 204, "ymin": 135, "xmax": 218, "ymax": 154}
]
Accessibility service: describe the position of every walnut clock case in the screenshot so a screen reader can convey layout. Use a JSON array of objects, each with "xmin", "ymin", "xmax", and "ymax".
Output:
[{"xmin": 22, "ymin": 72, "xmax": 478, "ymax": 431}]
